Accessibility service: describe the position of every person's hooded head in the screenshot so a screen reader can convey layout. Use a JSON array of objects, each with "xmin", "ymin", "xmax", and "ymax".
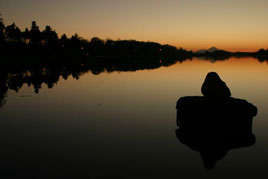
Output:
[{"xmin": 201, "ymin": 72, "xmax": 231, "ymax": 98}]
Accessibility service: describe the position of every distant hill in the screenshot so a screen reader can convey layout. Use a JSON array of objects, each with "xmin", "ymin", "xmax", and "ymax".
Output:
[
  {"xmin": 194, "ymin": 47, "xmax": 221, "ymax": 54},
  {"xmin": 207, "ymin": 47, "xmax": 220, "ymax": 53}
]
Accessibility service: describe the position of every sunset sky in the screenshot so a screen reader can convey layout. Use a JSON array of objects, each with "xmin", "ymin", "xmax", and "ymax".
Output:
[{"xmin": 1, "ymin": 0, "xmax": 268, "ymax": 52}]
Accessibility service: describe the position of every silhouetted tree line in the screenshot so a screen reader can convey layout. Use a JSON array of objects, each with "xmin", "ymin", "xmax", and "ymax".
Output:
[
  {"xmin": 1, "ymin": 15, "xmax": 268, "ymax": 64},
  {"xmin": 0, "ymin": 15, "xmax": 192, "ymax": 62},
  {"xmin": 194, "ymin": 49, "xmax": 268, "ymax": 60}
]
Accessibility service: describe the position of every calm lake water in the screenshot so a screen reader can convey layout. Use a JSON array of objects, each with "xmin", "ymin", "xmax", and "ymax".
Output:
[{"xmin": 0, "ymin": 57, "xmax": 267, "ymax": 178}]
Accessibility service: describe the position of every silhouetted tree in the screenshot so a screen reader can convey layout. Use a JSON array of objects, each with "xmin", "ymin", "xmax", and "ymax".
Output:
[
  {"xmin": 42, "ymin": 25, "xmax": 59, "ymax": 46},
  {"xmin": 5, "ymin": 23, "xmax": 21, "ymax": 43},
  {"xmin": 68, "ymin": 33, "xmax": 83, "ymax": 50},
  {"xmin": 60, "ymin": 33, "xmax": 68, "ymax": 47},
  {"xmin": 90, "ymin": 37, "xmax": 104, "ymax": 55},
  {"xmin": 90, "ymin": 37, "xmax": 104, "ymax": 45},
  {"xmin": 0, "ymin": 14, "xmax": 5, "ymax": 42},
  {"xmin": 105, "ymin": 39, "xmax": 115, "ymax": 48},
  {"xmin": 30, "ymin": 21, "xmax": 42, "ymax": 45},
  {"xmin": 22, "ymin": 28, "xmax": 30, "ymax": 44},
  {"xmin": 104, "ymin": 39, "xmax": 116, "ymax": 55},
  {"xmin": 257, "ymin": 48, "xmax": 268, "ymax": 55}
]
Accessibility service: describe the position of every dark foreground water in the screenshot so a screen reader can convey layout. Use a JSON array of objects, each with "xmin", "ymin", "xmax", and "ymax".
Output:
[{"xmin": 0, "ymin": 57, "xmax": 267, "ymax": 178}]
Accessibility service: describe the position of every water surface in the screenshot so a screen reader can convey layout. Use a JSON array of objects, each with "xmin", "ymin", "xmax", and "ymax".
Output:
[{"xmin": 0, "ymin": 57, "xmax": 267, "ymax": 178}]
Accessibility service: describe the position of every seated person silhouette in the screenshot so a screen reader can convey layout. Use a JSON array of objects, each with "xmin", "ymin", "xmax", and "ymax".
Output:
[{"xmin": 175, "ymin": 72, "xmax": 257, "ymax": 170}]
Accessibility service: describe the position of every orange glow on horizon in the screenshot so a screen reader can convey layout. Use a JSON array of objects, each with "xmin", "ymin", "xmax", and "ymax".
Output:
[
  {"xmin": 74, "ymin": 32, "xmax": 267, "ymax": 52},
  {"xmin": 2, "ymin": 0, "xmax": 268, "ymax": 52}
]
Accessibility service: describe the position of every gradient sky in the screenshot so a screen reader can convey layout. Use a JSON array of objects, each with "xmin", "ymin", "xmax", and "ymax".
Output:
[{"xmin": 1, "ymin": 0, "xmax": 268, "ymax": 51}]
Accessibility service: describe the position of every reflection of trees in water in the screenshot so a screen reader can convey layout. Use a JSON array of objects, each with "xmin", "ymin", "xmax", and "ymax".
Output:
[
  {"xmin": 0, "ymin": 56, "xmax": 189, "ymax": 108},
  {"xmin": 1, "ymin": 65, "xmax": 83, "ymax": 94},
  {"xmin": 195, "ymin": 55, "xmax": 268, "ymax": 64},
  {"xmin": 256, "ymin": 56, "xmax": 268, "ymax": 63},
  {"xmin": 0, "ymin": 73, "xmax": 8, "ymax": 108},
  {"xmin": 1, "ymin": 54, "xmax": 268, "ymax": 109},
  {"xmin": 194, "ymin": 56, "xmax": 230, "ymax": 62}
]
